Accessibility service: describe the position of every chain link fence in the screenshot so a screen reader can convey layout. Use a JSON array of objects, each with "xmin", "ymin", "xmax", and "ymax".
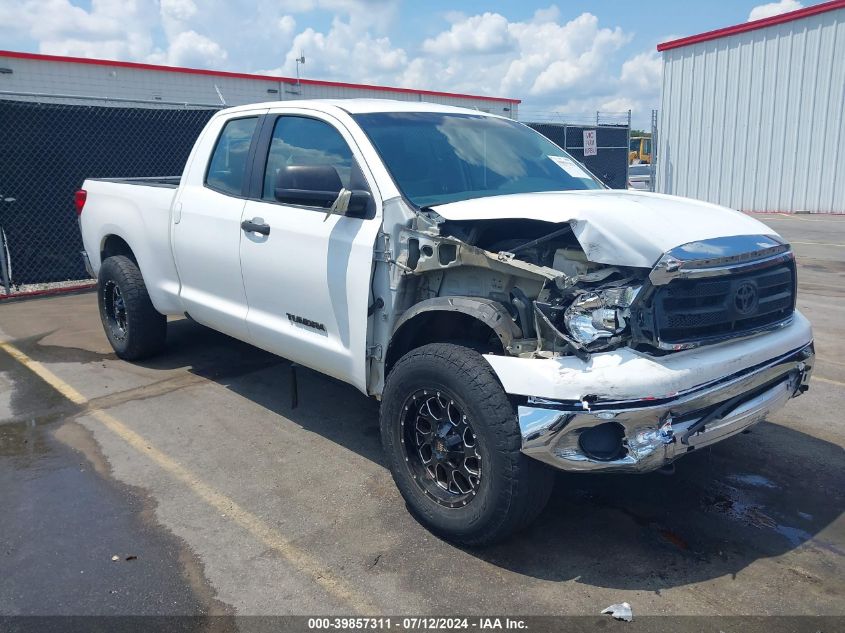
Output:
[
  {"xmin": 0, "ymin": 97, "xmax": 218, "ymax": 297},
  {"xmin": 527, "ymin": 119, "xmax": 631, "ymax": 190}
]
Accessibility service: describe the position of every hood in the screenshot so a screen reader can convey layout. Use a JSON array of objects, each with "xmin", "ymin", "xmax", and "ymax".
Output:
[{"xmin": 430, "ymin": 190, "xmax": 780, "ymax": 268}]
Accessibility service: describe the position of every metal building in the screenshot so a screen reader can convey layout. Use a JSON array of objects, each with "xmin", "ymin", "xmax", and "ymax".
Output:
[
  {"xmin": 655, "ymin": 0, "xmax": 845, "ymax": 213},
  {"xmin": 0, "ymin": 50, "xmax": 519, "ymax": 117}
]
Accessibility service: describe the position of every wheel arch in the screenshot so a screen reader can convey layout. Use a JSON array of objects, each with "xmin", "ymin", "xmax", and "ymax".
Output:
[
  {"xmin": 385, "ymin": 297, "xmax": 521, "ymax": 377},
  {"xmin": 100, "ymin": 234, "xmax": 138, "ymax": 265}
]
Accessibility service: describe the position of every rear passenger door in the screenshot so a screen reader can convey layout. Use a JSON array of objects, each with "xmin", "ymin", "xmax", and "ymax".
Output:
[
  {"xmin": 172, "ymin": 112, "xmax": 263, "ymax": 340},
  {"xmin": 239, "ymin": 111, "xmax": 382, "ymax": 392}
]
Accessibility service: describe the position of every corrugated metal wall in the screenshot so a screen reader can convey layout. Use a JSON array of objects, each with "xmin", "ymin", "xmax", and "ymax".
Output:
[
  {"xmin": 656, "ymin": 7, "xmax": 845, "ymax": 213},
  {"xmin": 0, "ymin": 55, "xmax": 518, "ymax": 118}
]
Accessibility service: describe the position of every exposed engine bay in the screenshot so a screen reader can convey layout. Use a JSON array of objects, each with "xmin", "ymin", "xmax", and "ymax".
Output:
[{"xmin": 393, "ymin": 215, "xmax": 649, "ymax": 359}]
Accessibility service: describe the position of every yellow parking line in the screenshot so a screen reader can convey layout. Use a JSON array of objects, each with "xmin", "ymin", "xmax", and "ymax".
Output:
[
  {"xmin": 814, "ymin": 375, "xmax": 845, "ymax": 388},
  {"xmin": 0, "ymin": 340, "xmax": 378, "ymax": 614},
  {"xmin": 755, "ymin": 213, "xmax": 840, "ymax": 222},
  {"xmin": 790, "ymin": 241, "xmax": 845, "ymax": 247},
  {"xmin": 817, "ymin": 356, "xmax": 845, "ymax": 368},
  {"xmin": 1, "ymin": 341, "xmax": 89, "ymax": 405}
]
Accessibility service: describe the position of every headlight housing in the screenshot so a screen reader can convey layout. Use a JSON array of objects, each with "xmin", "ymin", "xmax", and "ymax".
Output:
[{"xmin": 564, "ymin": 286, "xmax": 640, "ymax": 345}]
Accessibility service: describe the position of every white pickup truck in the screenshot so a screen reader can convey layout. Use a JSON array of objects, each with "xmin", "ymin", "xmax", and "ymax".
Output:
[{"xmin": 78, "ymin": 99, "xmax": 814, "ymax": 545}]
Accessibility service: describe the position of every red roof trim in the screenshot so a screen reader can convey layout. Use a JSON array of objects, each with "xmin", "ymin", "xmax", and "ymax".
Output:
[
  {"xmin": 657, "ymin": 0, "xmax": 845, "ymax": 51},
  {"xmin": 0, "ymin": 49, "xmax": 520, "ymax": 105}
]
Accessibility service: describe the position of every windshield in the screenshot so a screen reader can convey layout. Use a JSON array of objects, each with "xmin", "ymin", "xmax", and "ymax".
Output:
[
  {"xmin": 629, "ymin": 165, "xmax": 650, "ymax": 175},
  {"xmin": 353, "ymin": 112, "xmax": 603, "ymax": 207}
]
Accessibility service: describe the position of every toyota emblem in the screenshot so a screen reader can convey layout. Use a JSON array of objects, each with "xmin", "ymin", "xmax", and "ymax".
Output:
[{"xmin": 734, "ymin": 282, "xmax": 759, "ymax": 315}]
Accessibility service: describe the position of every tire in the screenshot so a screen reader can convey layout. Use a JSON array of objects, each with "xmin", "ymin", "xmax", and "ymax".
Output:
[
  {"xmin": 97, "ymin": 255, "xmax": 166, "ymax": 360},
  {"xmin": 380, "ymin": 343, "xmax": 554, "ymax": 546}
]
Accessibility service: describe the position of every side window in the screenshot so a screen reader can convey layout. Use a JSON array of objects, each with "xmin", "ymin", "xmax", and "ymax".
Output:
[
  {"xmin": 262, "ymin": 116, "xmax": 366, "ymax": 202},
  {"xmin": 205, "ymin": 117, "xmax": 258, "ymax": 196}
]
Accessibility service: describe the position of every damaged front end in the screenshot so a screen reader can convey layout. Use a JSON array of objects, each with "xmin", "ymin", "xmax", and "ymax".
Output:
[
  {"xmin": 391, "ymin": 212, "xmax": 650, "ymax": 362},
  {"xmin": 376, "ymin": 204, "xmax": 813, "ymax": 474}
]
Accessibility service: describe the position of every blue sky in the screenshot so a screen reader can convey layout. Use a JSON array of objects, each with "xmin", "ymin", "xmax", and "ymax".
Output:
[{"xmin": 0, "ymin": 0, "xmax": 807, "ymax": 125}]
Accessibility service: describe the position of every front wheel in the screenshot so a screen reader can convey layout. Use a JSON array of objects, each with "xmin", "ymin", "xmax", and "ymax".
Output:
[
  {"xmin": 97, "ymin": 255, "xmax": 166, "ymax": 360},
  {"xmin": 380, "ymin": 343, "xmax": 554, "ymax": 546}
]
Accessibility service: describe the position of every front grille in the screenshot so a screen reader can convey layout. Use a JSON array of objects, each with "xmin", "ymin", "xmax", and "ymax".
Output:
[{"xmin": 652, "ymin": 260, "xmax": 796, "ymax": 345}]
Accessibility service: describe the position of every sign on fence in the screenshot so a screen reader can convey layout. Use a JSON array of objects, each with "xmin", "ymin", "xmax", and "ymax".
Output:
[
  {"xmin": 583, "ymin": 130, "xmax": 597, "ymax": 156},
  {"xmin": 527, "ymin": 122, "xmax": 629, "ymax": 189}
]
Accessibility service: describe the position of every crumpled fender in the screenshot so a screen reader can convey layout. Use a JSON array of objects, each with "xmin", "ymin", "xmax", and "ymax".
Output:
[{"xmin": 391, "ymin": 296, "xmax": 522, "ymax": 350}]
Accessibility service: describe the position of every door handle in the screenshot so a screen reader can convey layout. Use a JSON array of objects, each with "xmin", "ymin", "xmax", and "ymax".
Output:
[{"xmin": 241, "ymin": 219, "xmax": 270, "ymax": 236}]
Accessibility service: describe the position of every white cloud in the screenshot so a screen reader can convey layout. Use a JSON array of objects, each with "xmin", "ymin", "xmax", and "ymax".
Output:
[
  {"xmin": 422, "ymin": 13, "xmax": 515, "ymax": 56},
  {"xmin": 160, "ymin": 0, "xmax": 197, "ymax": 22},
  {"xmin": 525, "ymin": 14, "xmax": 629, "ymax": 95},
  {"xmin": 0, "ymin": 0, "xmax": 157, "ymax": 59},
  {"xmin": 278, "ymin": 15, "xmax": 297, "ymax": 37},
  {"xmin": 531, "ymin": 5, "xmax": 561, "ymax": 23},
  {"xmin": 619, "ymin": 50, "xmax": 662, "ymax": 95},
  {"xmin": 748, "ymin": 0, "xmax": 802, "ymax": 22},
  {"xmin": 276, "ymin": 17, "xmax": 407, "ymax": 83},
  {"xmin": 157, "ymin": 30, "xmax": 228, "ymax": 67},
  {"xmin": 0, "ymin": 0, "xmax": 233, "ymax": 69}
]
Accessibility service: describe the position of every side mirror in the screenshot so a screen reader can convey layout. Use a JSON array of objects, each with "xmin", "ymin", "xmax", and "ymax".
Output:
[
  {"xmin": 274, "ymin": 164, "xmax": 341, "ymax": 207},
  {"xmin": 273, "ymin": 164, "xmax": 373, "ymax": 217}
]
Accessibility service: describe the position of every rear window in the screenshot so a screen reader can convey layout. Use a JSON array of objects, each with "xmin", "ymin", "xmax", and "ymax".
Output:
[
  {"xmin": 629, "ymin": 165, "xmax": 650, "ymax": 176},
  {"xmin": 205, "ymin": 117, "xmax": 258, "ymax": 196}
]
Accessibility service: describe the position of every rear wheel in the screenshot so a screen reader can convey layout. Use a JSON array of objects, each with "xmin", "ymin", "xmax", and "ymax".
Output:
[
  {"xmin": 380, "ymin": 343, "xmax": 554, "ymax": 546},
  {"xmin": 98, "ymin": 255, "xmax": 166, "ymax": 360}
]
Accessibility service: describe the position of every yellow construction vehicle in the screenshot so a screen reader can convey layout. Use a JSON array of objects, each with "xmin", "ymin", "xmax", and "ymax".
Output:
[{"xmin": 629, "ymin": 136, "xmax": 652, "ymax": 164}]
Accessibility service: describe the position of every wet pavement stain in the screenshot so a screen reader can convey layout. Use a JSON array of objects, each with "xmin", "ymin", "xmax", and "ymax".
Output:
[
  {"xmin": 9, "ymin": 330, "xmax": 117, "ymax": 365},
  {"xmin": 468, "ymin": 426, "xmax": 844, "ymax": 593},
  {"xmin": 0, "ymin": 416, "xmax": 234, "ymax": 618},
  {"xmin": 1, "ymin": 344, "xmax": 78, "ymax": 425},
  {"xmin": 702, "ymin": 478, "xmax": 845, "ymax": 557},
  {"xmin": 0, "ymin": 344, "xmax": 234, "ymax": 619}
]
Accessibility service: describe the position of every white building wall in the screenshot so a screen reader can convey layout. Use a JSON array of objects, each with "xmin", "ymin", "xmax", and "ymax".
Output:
[
  {"xmin": 656, "ymin": 7, "xmax": 845, "ymax": 213},
  {"xmin": 0, "ymin": 55, "xmax": 518, "ymax": 118}
]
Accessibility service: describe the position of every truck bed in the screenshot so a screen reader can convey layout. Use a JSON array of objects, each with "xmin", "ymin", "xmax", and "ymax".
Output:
[
  {"xmin": 80, "ymin": 176, "xmax": 183, "ymax": 314},
  {"xmin": 88, "ymin": 176, "xmax": 181, "ymax": 188}
]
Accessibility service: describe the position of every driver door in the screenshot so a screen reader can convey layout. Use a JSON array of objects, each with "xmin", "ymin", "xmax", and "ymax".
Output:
[{"xmin": 239, "ymin": 112, "xmax": 381, "ymax": 392}]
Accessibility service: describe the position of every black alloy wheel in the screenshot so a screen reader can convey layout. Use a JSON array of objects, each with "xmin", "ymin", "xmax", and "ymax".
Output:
[
  {"xmin": 102, "ymin": 279, "xmax": 128, "ymax": 341},
  {"xmin": 400, "ymin": 389, "xmax": 481, "ymax": 509}
]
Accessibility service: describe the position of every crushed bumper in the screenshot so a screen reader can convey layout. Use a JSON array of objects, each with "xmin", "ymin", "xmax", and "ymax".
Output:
[{"xmin": 517, "ymin": 343, "xmax": 814, "ymax": 473}]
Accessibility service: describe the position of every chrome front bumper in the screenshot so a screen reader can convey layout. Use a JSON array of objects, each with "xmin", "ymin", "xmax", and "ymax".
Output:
[{"xmin": 518, "ymin": 343, "xmax": 814, "ymax": 473}]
